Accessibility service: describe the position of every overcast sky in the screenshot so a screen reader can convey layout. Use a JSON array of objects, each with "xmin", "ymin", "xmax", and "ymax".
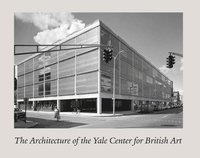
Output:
[{"xmin": 14, "ymin": 12, "xmax": 183, "ymax": 94}]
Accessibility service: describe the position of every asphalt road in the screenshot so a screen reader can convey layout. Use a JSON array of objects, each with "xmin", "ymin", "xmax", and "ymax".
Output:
[{"xmin": 26, "ymin": 107, "xmax": 183, "ymax": 128}]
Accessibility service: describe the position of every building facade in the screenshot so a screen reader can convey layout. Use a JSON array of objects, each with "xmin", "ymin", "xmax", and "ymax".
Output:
[
  {"xmin": 17, "ymin": 20, "xmax": 173, "ymax": 114},
  {"xmin": 172, "ymin": 91, "xmax": 182, "ymax": 108}
]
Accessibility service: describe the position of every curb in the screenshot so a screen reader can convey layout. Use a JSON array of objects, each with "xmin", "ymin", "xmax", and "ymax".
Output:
[{"xmin": 14, "ymin": 120, "xmax": 39, "ymax": 128}]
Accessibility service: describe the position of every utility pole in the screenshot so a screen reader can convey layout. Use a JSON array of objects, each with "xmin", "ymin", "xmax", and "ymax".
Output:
[
  {"xmin": 168, "ymin": 52, "xmax": 183, "ymax": 57},
  {"xmin": 113, "ymin": 50, "xmax": 124, "ymax": 115}
]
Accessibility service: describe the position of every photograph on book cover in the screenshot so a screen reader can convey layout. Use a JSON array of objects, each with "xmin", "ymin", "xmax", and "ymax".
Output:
[{"xmin": 14, "ymin": 12, "xmax": 183, "ymax": 129}]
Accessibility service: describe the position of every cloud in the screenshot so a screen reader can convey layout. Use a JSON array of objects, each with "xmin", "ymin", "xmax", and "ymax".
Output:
[
  {"xmin": 15, "ymin": 12, "xmax": 85, "ymax": 44},
  {"xmin": 159, "ymin": 64, "xmax": 177, "ymax": 75},
  {"xmin": 15, "ymin": 12, "xmax": 74, "ymax": 30},
  {"xmin": 159, "ymin": 65, "xmax": 170, "ymax": 74},
  {"xmin": 33, "ymin": 19, "xmax": 85, "ymax": 45}
]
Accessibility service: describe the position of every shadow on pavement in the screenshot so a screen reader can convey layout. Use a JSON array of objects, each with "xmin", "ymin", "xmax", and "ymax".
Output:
[
  {"xmin": 100, "ymin": 107, "xmax": 183, "ymax": 117},
  {"xmin": 27, "ymin": 117, "xmax": 87, "ymax": 128},
  {"xmin": 150, "ymin": 107, "xmax": 183, "ymax": 115}
]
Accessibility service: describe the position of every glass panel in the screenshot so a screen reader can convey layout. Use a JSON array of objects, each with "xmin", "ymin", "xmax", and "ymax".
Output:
[
  {"xmin": 25, "ymin": 72, "xmax": 33, "ymax": 86},
  {"xmin": 76, "ymin": 71, "xmax": 98, "ymax": 94},
  {"xmin": 17, "ymin": 75, "xmax": 24, "ymax": 88},
  {"xmin": 18, "ymin": 63, "xmax": 24, "ymax": 76},
  {"xmin": 59, "ymin": 57, "xmax": 75, "ymax": 78},
  {"xmin": 101, "ymin": 73, "xmax": 112, "ymax": 93},
  {"xmin": 76, "ymin": 49, "xmax": 98, "ymax": 74},
  {"xmin": 120, "ymin": 60, "xmax": 127, "ymax": 78},
  {"xmin": 86, "ymin": 27, "xmax": 98, "ymax": 43},
  {"xmin": 60, "ymin": 38, "xmax": 75, "ymax": 61},
  {"xmin": 25, "ymin": 59, "xmax": 33, "ymax": 73},
  {"xmin": 17, "ymin": 87, "xmax": 24, "ymax": 99},
  {"xmin": 38, "ymin": 74, "xmax": 44, "ymax": 82},
  {"xmin": 49, "ymin": 80, "xmax": 57, "ymax": 96},
  {"xmin": 76, "ymin": 33, "xmax": 87, "ymax": 55},
  {"xmin": 45, "ymin": 82, "xmax": 51, "ymax": 95},
  {"xmin": 46, "ymin": 64, "xmax": 57, "ymax": 80},
  {"xmin": 45, "ymin": 72, "xmax": 51, "ymax": 80},
  {"xmin": 38, "ymin": 83, "xmax": 44, "ymax": 96},
  {"xmin": 25, "ymin": 85, "xmax": 33, "ymax": 98},
  {"xmin": 59, "ymin": 76, "xmax": 74, "ymax": 95},
  {"xmin": 34, "ymin": 54, "xmax": 44, "ymax": 70},
  {"xmin": 44, "ymin": 51, "xmax": 57, "ymax": 66},
  {"xmin": 101, "ymin": 28, "xmax": 110, "ymax": 45},
  {"xmin": 120, "ymin": 43, "xmax": 128, "ymax": 61}
]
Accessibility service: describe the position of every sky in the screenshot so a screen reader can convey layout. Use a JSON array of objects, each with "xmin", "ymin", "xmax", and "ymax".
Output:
[{"xmin": 14, "ymin": 12, "xmax": 183, "ymax": 94}]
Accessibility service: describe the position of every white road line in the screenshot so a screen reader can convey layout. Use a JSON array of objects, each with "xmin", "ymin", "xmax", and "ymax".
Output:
[{"xmin": 162, "ymin": 115, "xmax": 169, "ymax": 118}]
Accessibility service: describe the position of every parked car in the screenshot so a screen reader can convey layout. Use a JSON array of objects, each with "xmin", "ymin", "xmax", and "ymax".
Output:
[{"xmin": 14, "ymin": 108, "xmax": 25, "ymax": 121}]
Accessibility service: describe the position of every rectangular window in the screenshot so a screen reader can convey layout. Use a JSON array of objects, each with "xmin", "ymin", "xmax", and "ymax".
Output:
[
  {"xmin": 39, "ymin": 74, "xmax": 44, "ymax": 82},
  {"xmin": 38, "ymin": 84, "xmax": 43, "ymax": 96},
  {"xmin": 45, "ymin": 82, "xmax": 51, "ymax": 95},
  {"xmin": 45, "ymin": 72, "xmax": 51, "ymax": 80}
]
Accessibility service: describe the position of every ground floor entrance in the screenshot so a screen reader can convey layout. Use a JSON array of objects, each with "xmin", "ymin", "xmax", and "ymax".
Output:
[
  {"xmin": 60, "ymin": 98, "xmax": 97, "ymax": 113},
  {"xmin": 18, "ymin": 100, "xmax": 57, "ymax": 111},
  {"xmin": 17, "ymin": 97, "xmax": 170, "ymax": 114}
]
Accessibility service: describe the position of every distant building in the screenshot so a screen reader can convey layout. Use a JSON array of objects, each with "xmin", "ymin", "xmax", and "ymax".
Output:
[
  {"xmin": 172, "ymin": 91, "xmax": 181, "ymax": 107},
  {"xmin": 16, "ymin": 20, "xmax": 173, "ymax": 114}
]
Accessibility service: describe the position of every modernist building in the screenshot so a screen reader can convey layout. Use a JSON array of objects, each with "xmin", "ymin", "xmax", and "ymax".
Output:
[{"xmin": 17, "ymin": 20, "xmax": 173, "ymax": 114}]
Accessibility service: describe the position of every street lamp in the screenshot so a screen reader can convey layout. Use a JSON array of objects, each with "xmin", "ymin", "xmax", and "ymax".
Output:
[{"xmin": 113, "ymin": 50, "xmax": 124, "ymax": 115}]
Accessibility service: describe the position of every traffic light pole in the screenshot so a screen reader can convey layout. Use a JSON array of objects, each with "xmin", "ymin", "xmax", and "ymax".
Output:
[
  {"xmin": 14, "ymin": 44, "xmax": 113, "ymax": 55},
  {"xmin": 169, "ymin": 52, "xmax": 183, "ymax": 57},
  {"xmin": 166, "ymin": 52, "xmax": 183, "ymax": 68},
  {"xmin": 113, "ymin": 50, "xmax": 124, "ymax": 115}
]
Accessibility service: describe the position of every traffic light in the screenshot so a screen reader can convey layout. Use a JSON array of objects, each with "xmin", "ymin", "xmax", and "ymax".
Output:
[
  {"xmin": 166, "ymin": 57, "xmax": 171, "ymax": 68},
  {"xmin": 108, "ymin": 49, "xmax": 112, "ymax": 61},
  {"xmin": 166, "ymin": 55, "xmax": 175, "ymax": 68},
  {"xmin": 171, "ymin": 55, "xmax": 175, "ymax": 65},
  {"xmin": 103, "ymin": 48, "xmax": 113, "ymax": 63},
  {"xmin": 14, "ymin": 77, "xmax": 17, "ymax": 91},
  {"xmin": 103, "ymin": 50, "xmax": 108, "ymax": 63}
]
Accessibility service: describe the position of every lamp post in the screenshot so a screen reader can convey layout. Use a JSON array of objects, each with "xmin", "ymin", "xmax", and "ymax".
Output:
[{"xmin": 113, "ymin": 50, "xmax": 124, "ymax": 115}]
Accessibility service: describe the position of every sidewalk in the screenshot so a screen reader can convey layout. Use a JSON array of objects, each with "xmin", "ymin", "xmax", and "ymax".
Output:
[
  {"xmin": 27, "ymin": 110, "xmax": 139, "ymax": 117},
  {"xmin": 14, "ymin": 120, "xmax": 38, "ymax": 128}
]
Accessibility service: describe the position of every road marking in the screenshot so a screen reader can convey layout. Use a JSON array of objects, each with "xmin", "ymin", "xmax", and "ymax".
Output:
[{"xmin": 162, "ymin": 115, "xmax": 169, "ymax": 118}]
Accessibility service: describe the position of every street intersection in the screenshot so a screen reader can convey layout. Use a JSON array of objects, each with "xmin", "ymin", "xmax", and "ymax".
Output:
[{"xmin": 15, "ymin": 107, "xmax": 183, "ymax": 128}]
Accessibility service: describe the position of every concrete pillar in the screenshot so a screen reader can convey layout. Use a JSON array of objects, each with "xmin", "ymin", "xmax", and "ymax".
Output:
[
  {"xmin": 16, "ymin": 101, "xmax": 19, "ymax": 108},
  {"xmin": 33, "ymin": 101, "xmax": 36, "ymax": 111},
  {"xmin": 57, "ymin": 99, "xmax": 60, "ymax": 110},
  {"xmin": 131, "ymin": 99, "xmax": 134, "ymax": 111},
  {"xmin": 97, "ymin": 97, "xmax": 102, "ymax": 115}
]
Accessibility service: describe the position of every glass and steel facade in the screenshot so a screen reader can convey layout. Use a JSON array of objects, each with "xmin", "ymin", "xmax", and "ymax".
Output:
[{"xmin": 17, "ymin": 20, "xmax": 173, "ymax": 114}]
